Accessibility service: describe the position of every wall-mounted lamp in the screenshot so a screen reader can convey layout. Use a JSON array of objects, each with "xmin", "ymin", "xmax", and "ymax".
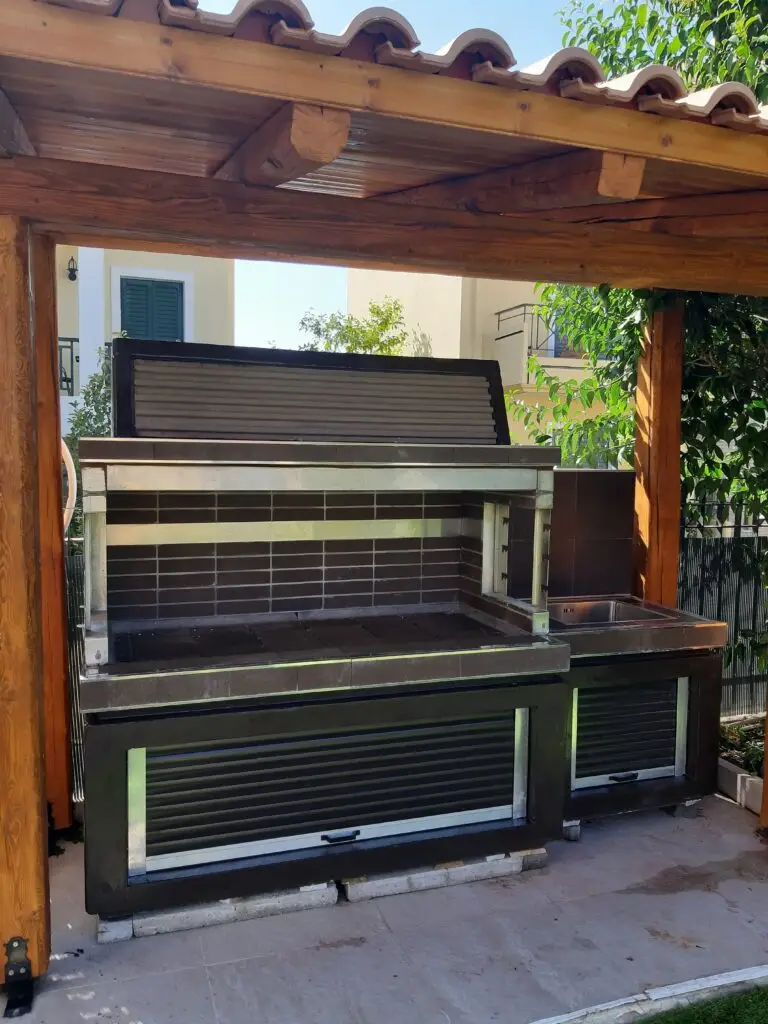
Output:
[{"xmin": 67, "ymin": 256, "xmax": 78, "ymax": 282}]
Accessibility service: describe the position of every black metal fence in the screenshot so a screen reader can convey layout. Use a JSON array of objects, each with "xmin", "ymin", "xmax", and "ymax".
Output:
[{"xmin": 679, "ymin": 502, "xmax": 768, "ymax": 719}]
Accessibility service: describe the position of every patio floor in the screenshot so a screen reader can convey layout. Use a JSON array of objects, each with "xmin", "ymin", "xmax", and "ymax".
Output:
[{"xmin": 13, "ymin": 796, "xmax": 768, "ymax": 1024}]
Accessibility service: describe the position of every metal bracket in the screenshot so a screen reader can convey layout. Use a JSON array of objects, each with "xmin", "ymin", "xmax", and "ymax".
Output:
[{"xmin": 3, "ymin": 937, "xmax": 34, "ymax": 1018}]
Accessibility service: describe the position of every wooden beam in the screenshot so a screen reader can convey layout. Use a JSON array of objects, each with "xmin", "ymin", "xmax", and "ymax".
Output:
[
  {"xmin": 521, "ymin": 187, "xmax": 768, "ymax": 237},
  {"xmin": 33, "ymin": 234, "xmax": 72, "ymax": 832},
  {"xmin": 0, "ymin": 86, "xmax": 34, "ymax": 157},
  {"xmin": 3, "ymin": 157, "xmax": 768, "ymax": 295},
  {"xmin": 633, "ymin": 300, "xmax": 685, "ymax": 608},
  {"xmin": 382, "ymin": 151, "xmax": 649, "ymax": 213},
  {"xmin": 3, "ymin": 0, "xmax": 768, "ymax": 182},
  {"xmin": 215, "ymin": 103, "xmax": 350, "ymax": 186},
  {"xmin": 0, "ymin": 215, "xmax": 50, "ymax": 979}
]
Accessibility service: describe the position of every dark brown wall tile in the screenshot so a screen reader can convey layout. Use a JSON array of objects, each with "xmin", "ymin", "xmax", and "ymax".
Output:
[
  {"xmin": 217, "ymin": 585, "xmax": 271, "ymax": 601},
  {"xmin": 324, "ymin": 594, "xmax": 374, "ymax": 610},
  {"xmin": 573, "ymin": 537, "xmax": 633, "ymax": 595},
  {"xmin": 217, "ymin": 542, "xmax": 269, "ymax": 555},
  {"xmin": 108, "ymin": 589, "xmax": 158, "ymax": 607},
  {"xmin": 159, "ymin": 572, "xmax": 216, "ymax": 588},
  {"xmin": 216, "ymin": 599, "xmax": 270, "ymax": 616},
  {"xmin": 159, "ymin": 602, "xmax": 216, "ymax": 619},
  {"xmin": 272, "ymin": 596, "xmax": 324, "ymax": 613},
  {"xmin": 160, "ymin": 543, "xmax": 215, "ymax": 558},
  {"xmin": 271, "ymin": 583, "xmax": 324, "ymax": 599},
  {"xmin": 108, "ymin": 572, "xmax": 157, "ymax": 591},
  {"xmin": 159, "ymin": 587, "xmax": 213, "ymax": 604}
]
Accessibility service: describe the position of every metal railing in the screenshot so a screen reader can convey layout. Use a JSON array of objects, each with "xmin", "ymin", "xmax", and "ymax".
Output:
[
  {"xmin": 494, "ymin": 303, "xmax": 580, "ymax": 358},
  {"xmin": 679, "ymin": 501, "xmax": 768, "ymax": 718},
  {"xmin": 59, "ymin": 337, "xmax": 79, "ymax": 396}
]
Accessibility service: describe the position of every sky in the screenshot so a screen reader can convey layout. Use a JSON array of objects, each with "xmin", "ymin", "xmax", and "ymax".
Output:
[{"xmin": 199, "ymin": 0, "xmax": 567, "ymax": 347}]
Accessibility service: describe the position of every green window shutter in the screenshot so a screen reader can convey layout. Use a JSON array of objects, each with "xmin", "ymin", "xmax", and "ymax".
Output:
[{"xmin": 120, "ymin": 278, "xmax": 184, "ymax": 342}]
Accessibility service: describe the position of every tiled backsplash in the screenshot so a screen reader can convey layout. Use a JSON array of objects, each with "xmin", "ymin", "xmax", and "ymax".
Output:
[
  {"xmin": 107, "ymin": 491, "xmax": 482, "ymax": 622},
  {"xmin": 106, "ymin": 490, "xmax": 463, "ymax": 524},
  {"xmin": 549, "ymin": 470, "xmax": 634, "ymax": 597},
  {"xmin": 507, "ymin": 470, "xmax": 634, "ymax": 600}
]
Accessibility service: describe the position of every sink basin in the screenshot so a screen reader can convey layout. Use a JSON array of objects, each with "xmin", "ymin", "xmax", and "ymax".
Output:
[{"xmin": 548, "ymin": 599, "xmax": 671, "ymax": 628}]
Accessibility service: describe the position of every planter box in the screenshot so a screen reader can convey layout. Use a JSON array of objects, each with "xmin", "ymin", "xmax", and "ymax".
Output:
[{"xmin": 718, "ymin": 757, "xmax": 763, "ymax": 815}]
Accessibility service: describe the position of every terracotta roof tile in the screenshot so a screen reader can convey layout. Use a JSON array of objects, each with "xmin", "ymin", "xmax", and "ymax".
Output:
[{"xmin": 34, "ymin": 0, "xmax": 768, "ymax": 135}]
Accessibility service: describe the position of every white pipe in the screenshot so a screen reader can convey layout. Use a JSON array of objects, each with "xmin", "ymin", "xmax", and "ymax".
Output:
[{"xmin": 62, "ymin": 439, "xmax": 77, "ymax": 535}]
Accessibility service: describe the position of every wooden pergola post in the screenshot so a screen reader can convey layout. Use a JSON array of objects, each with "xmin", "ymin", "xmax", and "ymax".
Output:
[
  {"xmin": 633, "ymin": 299, "xmax": 685, "ymax": 608},
  {"xmin": 0, "ymin": 216, "xmax": 50, "ymax": 979},
  {"xmin": 33, "ymin": 235, "xmax": 72, "ymax": 831}
]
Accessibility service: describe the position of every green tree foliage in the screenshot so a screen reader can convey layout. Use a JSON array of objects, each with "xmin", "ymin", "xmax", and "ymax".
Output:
[
  {"xmin": 64, "ymin": 346, "xmax": 112, "ymax": 535},
  {"xmin": 507, "ymin": 0, "xmax": 768, "ymax": 516},
  {"xmin": 299, "ymin": 297, "xmax": 425, "ymax": 356}
]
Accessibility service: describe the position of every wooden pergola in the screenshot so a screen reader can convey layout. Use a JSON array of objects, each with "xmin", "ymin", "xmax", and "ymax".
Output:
[{"xmin": 2, "ymin": 0, "xmax": 768, "ymax": 981}]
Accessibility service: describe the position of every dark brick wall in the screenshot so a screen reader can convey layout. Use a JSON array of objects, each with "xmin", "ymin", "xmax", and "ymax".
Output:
[{"xmin": 106, "ymin": 491, "xmax": 473, "ymax": 622}]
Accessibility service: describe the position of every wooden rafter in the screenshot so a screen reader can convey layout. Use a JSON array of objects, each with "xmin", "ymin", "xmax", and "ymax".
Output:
[
  {"xmin": 215, "ymin": 103, "xmax": 350, "ymax": 186},
  {"xmin": 0, "ymin": 86, "xmax": 34, "ymax": 157},
  {"xmin": 381, "ymin": 151, "xmax": 650, "ymax": 213},
  {"xmin": 0, "ymin": 156, "xmax": 764, "ymax": 294},
  {"xmin": 3, "ymin": 0, "xmax": 768, "ymax": 181}
]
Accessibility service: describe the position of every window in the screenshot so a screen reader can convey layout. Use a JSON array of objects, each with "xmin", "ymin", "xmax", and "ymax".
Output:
[{"xmin": 120, "ymin": 277, "xmax": 184, "ymax": 341}]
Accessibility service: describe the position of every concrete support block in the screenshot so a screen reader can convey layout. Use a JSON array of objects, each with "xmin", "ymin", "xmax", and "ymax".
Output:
[
  {"xmin": 132, "ymin": 883, "xmax": 337, "ymax": 938},
  {"xmin": 343, "ymin": 850, "xmax": 545, "ymax": 902},
  {"xmin": 97, "ymin": 918, "xmax": 133, "ymax": 944},
  {"xmin": 563, "ymin": 820, "xmax": 582, "ymax": 842}
]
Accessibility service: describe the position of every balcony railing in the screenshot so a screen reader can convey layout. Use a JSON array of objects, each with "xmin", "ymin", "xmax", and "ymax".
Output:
[
  {"xmin": 494, "ymin": 303, "xmax": 581, "ymax": 358},
  {"xmin": 59, "ymin": 337, "xmax": 79, "ymax": 397}
]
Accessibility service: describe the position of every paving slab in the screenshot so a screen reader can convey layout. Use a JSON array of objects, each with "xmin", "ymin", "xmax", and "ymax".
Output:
[{"xmin": 8, "ymin": 796, "xmax": 768, "ymax": 1024}]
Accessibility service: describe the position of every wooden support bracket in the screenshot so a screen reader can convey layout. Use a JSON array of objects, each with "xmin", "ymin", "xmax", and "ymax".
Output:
[
  {"xmin": 214, "ymin": 102, "xmax": 351, "ymax": 187},
  {"xmin": 381, "ymin": 150, "xmax": 649, "ymax": 214},
  {"xmin": 0, "ymin": 86, "xmax": 35, "ymax": 157}
]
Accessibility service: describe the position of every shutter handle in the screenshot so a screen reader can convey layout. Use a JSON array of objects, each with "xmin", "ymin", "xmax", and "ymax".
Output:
[
  {"xmin": 608, "ymin": 772, "xmax": 639, "ymax": 784},
  {"xmin": 321, "ymin": 829, "xmax": 361, "ymax": 845}
]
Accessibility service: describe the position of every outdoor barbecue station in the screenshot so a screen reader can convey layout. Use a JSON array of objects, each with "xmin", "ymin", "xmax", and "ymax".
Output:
[
  {"xmin": 76, "ymin": 340, "xmax": 726, "ymax": 917},
  {"xmin": 1, "ymin": 0, "xmax": 767, "ymax": 1000}
]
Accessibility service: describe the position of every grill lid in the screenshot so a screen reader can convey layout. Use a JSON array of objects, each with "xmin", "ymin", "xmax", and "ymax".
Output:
[{"xmin": 113, "ymin": 340, "xmax": 510, "ymax": 445}]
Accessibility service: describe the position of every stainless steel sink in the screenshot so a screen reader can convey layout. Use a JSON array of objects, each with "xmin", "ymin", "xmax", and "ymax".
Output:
[{"xmin": 548, "ymin": 599, "xmax": 672, "ymax": 628}]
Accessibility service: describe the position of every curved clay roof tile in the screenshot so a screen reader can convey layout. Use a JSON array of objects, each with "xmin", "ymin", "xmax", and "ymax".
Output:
[
  {"xmin": 36, "ymin": 0, "xmax": 123, "ymax": 12},
  {"xmin": 512, "ymin": 47, "xmax": 605, "ymax": 89},
  {"xmin": 597, "ymin": 64, "xmax": 687, "ymax": 102},
  {"xmin": 163, "ymin": 0, "xmax": 313, "ymax": 33},
  {"xmin": 433, "ymin": 29, "xmax": 514, "ymax": 70},
  {"xmin": 682, "ymin": 82, "xmax": 760, "ymax": 116},
  {"xmin": 338, "ymin": 7, "xmax": 420, "ymax": 50}
]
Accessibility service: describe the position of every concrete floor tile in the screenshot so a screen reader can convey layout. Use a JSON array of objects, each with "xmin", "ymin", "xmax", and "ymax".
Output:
[
  {"xmin": 374, "ymin": 868, "xmax": 554, "ymax": 935},
  {"xmin": 41, "ymin": 928, "xmax": 205, "ymax": 993},
  {"xmin": 207, "ymin": 932, "xmax": 451, "ymax": 1024},
  {"xmin": 200, "ymin": 900, "xmax": 388, "ymax": 967},
  {"xmin": 564, "ymin": 890, "xmax": 768, "ymax": 994},
  {"xmin": 390, "ymin": 911, "xmax": 571, "ymax": 1023},
  {"xmin": 23, "ymin": 966, "xmax": 216, "ymax": 1024}
]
